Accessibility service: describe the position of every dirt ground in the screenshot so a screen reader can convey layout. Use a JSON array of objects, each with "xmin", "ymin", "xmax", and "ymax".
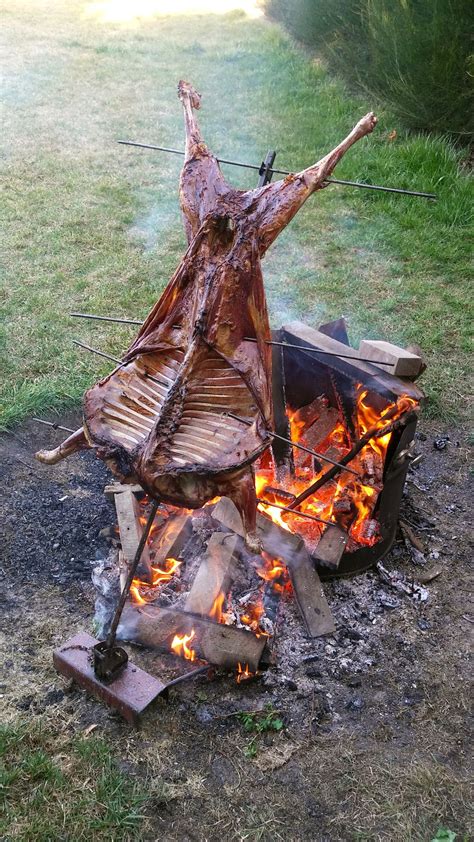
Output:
[{"xmin": 1, "ymin": 412, "xmax": 472, "ymax": 841}]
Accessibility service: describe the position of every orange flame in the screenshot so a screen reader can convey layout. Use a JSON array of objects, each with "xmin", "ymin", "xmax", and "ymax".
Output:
[
  {"xmin": 209, "ymin": 592, "xmax": 225, "ymax": 622},
  {"xmin": 254, "ymin": 388, "xmax": 418, "ymax": 549},
  {"xmin": 171, "ymin": 630, "xmax": 196, "ymax": 661},
  {"xmin": 131, "ymin": 557, "xmax": 181, "ymax": 604},
  {"xmin": 236, "ymin": 662, "xmax": 255, "ymax": 683}
]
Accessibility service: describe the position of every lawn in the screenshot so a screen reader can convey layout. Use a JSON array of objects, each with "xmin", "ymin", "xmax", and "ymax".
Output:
[{"xmin": 0, "ymin": 1, "xmax": 472, "ymax": 431}]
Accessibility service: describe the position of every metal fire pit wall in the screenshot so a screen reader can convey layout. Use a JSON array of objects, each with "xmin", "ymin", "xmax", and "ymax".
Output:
[{"xmin": 274, "ymin": 321, "xmax": 425, "ymax": 578}]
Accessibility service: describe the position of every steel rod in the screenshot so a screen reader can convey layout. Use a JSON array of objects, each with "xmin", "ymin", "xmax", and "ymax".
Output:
[
  {"xmin": 73, "ymin": 338, "xmax": 123, "ymax": 366},
  {"xmin": 226, "ymin": 411, "xmax": 360, "ymax": 477},
  {"xmin": 33, "ymin": 418, "xmax": 75, "ymax": 434},
  {"xmin": 117, "ymin": 139, "xmax": 436, "ymax": 199},
  {"xmin": 106, "ymin": 500, "xmax": 159, "ymax": 649},
  {"xmin": 243, "ymin": 336, "xmax": 395, "ymax": 367},
  {"xmin": 71, "ymin": 312, "xmax": 142, "ymax": 326},
  {"xmin": 72, "ymin": 339, "xmax": 168, "ymax": 388},
  {"xmin": 256, "ymin": 497, "xmax": 336, "ymax": 527}
]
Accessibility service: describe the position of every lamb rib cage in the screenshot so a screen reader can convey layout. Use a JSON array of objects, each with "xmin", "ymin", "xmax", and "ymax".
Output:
[{"xmin": 35, "ymin": 80, "xmax": 378, "ymax": 548}]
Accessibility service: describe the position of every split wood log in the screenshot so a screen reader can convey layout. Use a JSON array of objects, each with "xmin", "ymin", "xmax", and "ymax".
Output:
[
  {"xmin": 212, "ymin": 497, "xmax": 335, "ymax": 637},
  {"xmin": 358, "ymin": 340, "xmax": 423, "ymax": 378},
  {"xmin": 153, "ymin": 513, "xmax": 193, "ymax": 566},
  {"xmin": 118, "ymin": 604, "xmax": 266, "ymax": 671},
  {"xmin": 114, "ymin": 488, "xmax": 152, "ymax": 579},
  {"xmin": 185, "ymin": 532, "xmax": 239, "ymax": 616},
  {"xmin": 288, "ymin": 543, "xmax": 336, "ymax": 637},
  {"xmin": 312, "ymin": 525, "xmax": 348, "ymax": 571}
]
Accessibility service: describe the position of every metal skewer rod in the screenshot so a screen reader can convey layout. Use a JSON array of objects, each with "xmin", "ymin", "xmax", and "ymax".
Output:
[
  {"xmin": 225, "ymin": 411, "xmax": 360, "ymax": 477},
  {"xmin": 244, "ymin": 336, "xmax": 395, "ymax": 367},
  {"xmin": 71, "ymin": 312, "xmax": 143, "ymax": 326},
  {"xmin": 256, "ymin": 497, "xmax": 336, "ymax": 527},
  {"xmin": 117, "ymin": 140, "xmax": 437, "ymax": 199},
  {"xmin": 68, "ymin": 315, "xmax": 395, "ymax": 368},
  {"xmin": 72, "ymin": 340, "xmax": 168, "ymax": 388},
  {"xmin": 33, "ymin": 418, "xmax": 75, "ymax": 434}
]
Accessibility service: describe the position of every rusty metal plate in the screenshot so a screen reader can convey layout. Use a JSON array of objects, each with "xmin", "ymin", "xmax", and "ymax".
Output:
[{"xmin": 53, "ymin": 631, "xmax": 167, "ymax": 724}]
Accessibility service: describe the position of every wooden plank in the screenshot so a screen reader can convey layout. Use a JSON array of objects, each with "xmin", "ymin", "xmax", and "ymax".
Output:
[
  {"xmin": 283, "ymin": 320, "xmax": 424, "ymax": 401},
  {"xmin": 153, "ymin": 513, "xmax": 193, "ymax": 566},
  {"xmin": 312, "ymin": 525, "xmax": 348, "ymax": 571},
  {"xmin": 185, "ymin": 532, "xmax": 238, "ymax": 616},
  {"xmin": 104, "ymin": 482, "xmax": 144, "ymax": 503},
  {"xmin": 119, "ymin": 604, "xmax": 266, "ymax": 672},
  {"xmin": 358, "ymin": 339, "xmax": 423, "ymax": 377},
  {"xmin": 114, "ymin": 488, "xmax": 152, "ymax": 579},
  {"xmin": 212, "ymin": 496, "xmax": 303, "ymax": 559},
  {"xmin": 288, "ymin": 546, "xmax": 336, "ymax": 637}
]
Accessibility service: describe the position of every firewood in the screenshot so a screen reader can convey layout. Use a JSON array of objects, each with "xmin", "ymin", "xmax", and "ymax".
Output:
[
  {"xmin": 185, "ymin": 532, "xmax": 238, "ymax": 616},
  {"xmin": 114, "ymin": 488, "xmax": 152, "ymax": 579},
  {"xmin": 288, "ymin": 545, "xmax": 336, "ymax": 637},
  {"xmin": 283, "ymin": 321, "xmax": 424, "ymax": 402},
  {"xmin": 212, "ymin": 497, "xmax": 335, "ymax": 637},
  {"xmin": 359, "ymin": 340, "xmax": 423, "ymax": 378},
  {"xmin": 153, "ymin": 513, "xmax": 193, "ymax": 566},
  {"xmin": 313, "ymin": 525, "xmax": 348, "ymax": 571},
  {"xmin": 119, "ymin": 604, "xmax": 266, "ymax": 671}
]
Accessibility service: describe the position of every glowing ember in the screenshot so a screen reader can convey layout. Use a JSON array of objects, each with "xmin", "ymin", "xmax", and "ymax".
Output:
[{"xmin": 171, "ymin": 630, "xmax": 197, "ymax": 661}]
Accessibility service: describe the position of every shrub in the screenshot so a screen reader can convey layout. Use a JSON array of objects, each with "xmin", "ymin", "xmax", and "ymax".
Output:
[{"xmin": 265, "ymin": 0, "xmax": 474, "ymax": 138}]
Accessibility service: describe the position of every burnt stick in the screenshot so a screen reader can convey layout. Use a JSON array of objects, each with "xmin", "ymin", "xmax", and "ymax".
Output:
[{"xmin": 256, "ymin": 497, "xmax": 336, "ymax": 527}]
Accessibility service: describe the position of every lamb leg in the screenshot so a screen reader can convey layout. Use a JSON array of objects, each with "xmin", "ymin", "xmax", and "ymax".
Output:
[
  {"xmin": 35, "ymin": 427, "xmax": 90, "ymax": 465},
  {"xmin": 178, "ymin": 80, "xmax": 227, "ymax": 243},
  {"xmin": 256, "ymin": 112, "xmax": 378, "ymax": 253}
]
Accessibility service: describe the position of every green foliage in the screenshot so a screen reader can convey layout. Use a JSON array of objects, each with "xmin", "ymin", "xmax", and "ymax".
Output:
[
  {"xmin": 237, "ymin": 705, "xmax": 284, "ymax": 757},
  {"xmin": 265, "ymin": 0, "xmax": 474, "ymax": 137},
  {"xmin": 0, "ymin": 721, "xmax": 148, "ymax": 840},
  {"xmin": 431, "ymin": 830, "xmax": 457, "ymax": 842}
]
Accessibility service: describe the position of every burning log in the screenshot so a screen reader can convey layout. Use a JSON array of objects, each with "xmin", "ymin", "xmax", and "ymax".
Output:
[
  {"xmin": 212, "ymin": 497, "xmax": 335, "ymax": 637},
  {"xmin": 113, "ymin": 487, "xmax": 152, "ymax": 579},
  {"xmin": 35, "ymin": 81, "xmax": 378, "ymax": 552},
  {"xmin": 118, "ymin": 604, "xmax": 266, "ymax": 672}
]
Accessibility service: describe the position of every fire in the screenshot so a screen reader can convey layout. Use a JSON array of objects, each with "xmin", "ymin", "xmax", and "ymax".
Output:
[
  {"xmin": 171, "ymin": 630, "xmax": 197, "ymax": 661},
  {"xmin": 256, "ymin": 551, "xmax": 286, "ymax": 583},
  {"xmin": 236, "ymin": 662, "xmax": 255, "ymax": 683},
  {"xmin": 209, "ymin": 592, "xmax": 225, "ymax": 622},
  {"xmin": 131, "ymin": 557, "xmax": 181, "ymax": 604},
  {"xmin": 255, "ymin": 387, "xmax": 419, "ymax": 550}
]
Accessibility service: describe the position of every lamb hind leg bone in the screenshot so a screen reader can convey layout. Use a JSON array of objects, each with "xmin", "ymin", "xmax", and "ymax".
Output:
[
  {"xmin": 35, "ymin": 427, "xmax": 90, "ymax": 465},
  {"xmin": 256, "ymin": 111, "xmax": 378, "ymax": 254}
]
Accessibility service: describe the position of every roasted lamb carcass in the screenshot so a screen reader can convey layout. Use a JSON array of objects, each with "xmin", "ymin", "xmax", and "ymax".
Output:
[{"xmin": 36, "ymin": 81, "xmax": 377, "ymax": 550}]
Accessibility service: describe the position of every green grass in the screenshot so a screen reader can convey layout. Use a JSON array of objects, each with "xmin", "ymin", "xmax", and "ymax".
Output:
[
  {"xmin": 0, "ymin": 720, "xmax": 148, "ymax": 840},
  {"xmin": 0, "ymin": 1, "xmax": 472, "ymax": 428}
]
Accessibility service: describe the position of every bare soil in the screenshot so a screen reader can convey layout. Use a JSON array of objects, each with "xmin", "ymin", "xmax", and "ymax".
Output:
[{"xmin": 1, "ymin": 413, "xmax": 472, "ymax": 841}]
